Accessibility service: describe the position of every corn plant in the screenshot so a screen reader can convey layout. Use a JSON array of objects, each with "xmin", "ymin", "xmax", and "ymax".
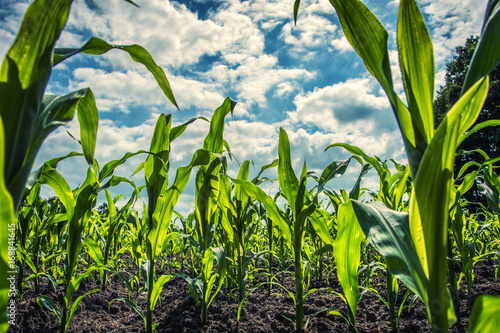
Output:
[
  {"xmin": 0, "ymin": 0, "xmax": 180, "ymax": 329},
  {"xmin": 138, "ymin": 111, "xmax": 212, "ymax": 333},
  {"xmin": 189, "ymin": 98, "xmax": 235, "ymax": 325},
  {"xmin": 219, "ymin": 161, "xmax": 268, "ymax": 303},
  {"xmin": 232, "ymin": 128, "xmax": 320, "ymax": 330},
  {"xmin": 295, "ymin": 0, "xmax": 500, "ymax": 331}
]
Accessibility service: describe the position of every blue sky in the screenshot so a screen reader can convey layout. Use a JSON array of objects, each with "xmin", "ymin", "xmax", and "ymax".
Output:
[{"xmin": 0, "ymin": 0, "xmax": 489, "ymax": 215}]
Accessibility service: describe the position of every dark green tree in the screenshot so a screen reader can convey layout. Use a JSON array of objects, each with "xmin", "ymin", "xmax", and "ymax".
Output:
[{"xmin": 434, "ymin": 36, "xmax": 500, "ymax": 210}]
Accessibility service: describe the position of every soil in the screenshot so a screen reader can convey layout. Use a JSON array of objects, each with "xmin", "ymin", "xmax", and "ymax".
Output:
[{"xmin": 8, "ymin": 255, "xmax": 500, "ymax": 333}]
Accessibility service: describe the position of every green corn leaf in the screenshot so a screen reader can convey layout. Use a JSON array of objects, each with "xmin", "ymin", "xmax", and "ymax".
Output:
[
  {"xmin": 65, "ymin": 184, "xmax": 96, "ymax": 283},
  {"xmin": 294, "ymin": 0, "xmax": 301, "ymax": 24},
  {"xmin": 145, "ymin": 113, "xmax": 172, "ymax": 220},
  {"xmin": 349, "ymin": 200, "xmax": 427, "ymax": 303},
  {"xmin": 150, "ymin": 275, "xmax": 174, "ymax": 311},
  {"xmin": 409, "ymin": 77, "xmax": 488, "ymax": 328},
  {"xmin": 318, "ymin": 158, "xmax": 353, "ymax": 192},
  {"xmin": 309, "ymin": 209, "xmax": 334, "ymax": 246},
  {"xmin": 349, "ymin": 163, "xmax": 371, "ymax": 200},
  {"xmin": 390, "ymin": 164, "xmax": 411, "ymax": 210},
  {"xmin": 328, "ymin": 0, "xmax": 416, "ymax": 175},
  {"xmin": 195, "ymin": 157, "xmax": 221, "ymax": 248},
  {"xmin": 278, "ymin": 128, "xmax": 299, "ymax": 218},
  {"xmin": 27, "ymin": 90, "xmax": 84, "ymax": 164},
  {"xmin": 170, "ymin": 117, "xmax": 208, "ymax": 142},
  {"xmin": 176, "ymin": 273, "xmax": 200, "ymax": 306},
  {"xmin": 82, "ymin": 238, "xmax": 104, "ymax": 266},
  {"xmin": 234, "ymin": 160, "xmax": 251, "ymax": 205},
  {"xmin": 333, "ymin": 201, "xmax": 365, "ymax": 324},
  {"xmin": 462, "ymin": 0, "xmax": 500, "ymax": 94},
  {"xmin": 0, "ymin": 118, "xmax": 14, "ymax": 332},
  {"xmin": 64, "ymin": 267, "xmax": 99, "ymax": 310},
  {"xmin": 202, "ymin": 248, "xmax": 214, "ymax": 286},
  {"xmin": 147, "ymin": 149, "xmax": 210, "ymax": 260},
  {"xmin": 37, "ymin": 296, "xmax": 61, "ymax": 321},
  {"xmin": 0, "ymin": 0, "xmax": 73, "ymax": 211},
  {"xmin": 75, "ymin": 89, "xmax": 99, "ymax": 169},
  {"xmin": 203, "ymin": 97, "xmax": 236, "ymax": 154},
  {"xmin": 230, "ymin": 177, "xmax": 292, "ymax": 251},
  {"xmin": 219, "ymin": 176, "xmax": 236, "ymax": 244},
  {"xmin": 99, "ymin": 150, "xmax": 148, "ymax": 182},
  {"xmin": 66, "ymin": 289, "xmax": 99, "ymax": 330},
  {"xmin": 37, "ymin": 164, "xmax": 75, "ymax": 216},
  {"xmin": 398, "ymin": 0, "xmax": 435, "ymax": 145},
  {"xmin": 326, "ymin": 143, "xmax": 385, "ymax": 177},
  {"xmin": 458, "ymin": 119, "xmax": 500, "ymax": 146},
  {"xmin": 99, "ymin": 175, "xmax": 138, "ymax": 191},
  {"xmin": 477, "ymin": 168, "xmax": 500, "ymax": 216},
  {"xmin": 411, "ymin": 77, "xmax": 488, "ymax": 269},
  {"xmin": 123, "ymin": 0, "xmax": 140, "ymax": 8},
  {"xmin": 468, "ymin": 295, "xmax": 500, "ymax": 333},
  {"xmin": 193, "ymin": 97, "xmax": 235, "ymax": 258},
  {"xmin": 53, "ymin": 37, "xmax": 178, "ymax": 108},
  {"xmin": 251, "ymin": 158, "xmax": 278, "ymax": 183}
]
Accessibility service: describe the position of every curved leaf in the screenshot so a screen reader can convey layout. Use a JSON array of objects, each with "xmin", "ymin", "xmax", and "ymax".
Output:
[
  {"xmin": 54, "ymin": 37, "xmax": 178, "ymax": 108},
  {"xmin": 462, "ymin": 0, "xmax": 500, "ymax": 93},
  {"xmin": 350, "ymin": 200, "xmax": 427, "ymax": 303}
]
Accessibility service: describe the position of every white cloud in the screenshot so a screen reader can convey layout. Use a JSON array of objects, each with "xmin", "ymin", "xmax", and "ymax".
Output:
[
  {"xmin": 289, "ymin": 77, "xmax": 394, "ymax": 133},
  {"xmin": 330, "ymin": 36, "xmax": 353, "ymax": 53}
]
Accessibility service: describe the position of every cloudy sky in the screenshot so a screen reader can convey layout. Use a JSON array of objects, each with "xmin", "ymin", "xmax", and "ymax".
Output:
[{"xmin": 0, "ymin": 0, "xmax": 489, "ymax": 216}]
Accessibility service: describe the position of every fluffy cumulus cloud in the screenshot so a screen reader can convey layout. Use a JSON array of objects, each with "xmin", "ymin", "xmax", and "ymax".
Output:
[{"xmin": 288, "ymin": 77, "xmax": 395, "ymax": 133}]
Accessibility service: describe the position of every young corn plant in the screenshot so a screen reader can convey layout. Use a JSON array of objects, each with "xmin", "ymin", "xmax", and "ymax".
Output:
[
  {"xmin": 139, "ymin": 111, "xmax": 213, "ymax": 333},
  {"xmin": 233, "ymin": 128, "xmax": 319, "ymax": 330},
  {"xmin": 295, "ymin": 0, "xmax": 500, "ymax": 331},
  {"xmin": 0, "ymin": 0, "xmax": 178, "ymax": 329},
  {"xmin": 219, "ymin": 161, "xmax": 267, "ymax": 303},
  {"xmin": 32, "ymin": 164, "xmax": 103, "ymax": 333},
  {"xmin": 191, "ymin": 98, "xmax": 235, "ymax": 325}
]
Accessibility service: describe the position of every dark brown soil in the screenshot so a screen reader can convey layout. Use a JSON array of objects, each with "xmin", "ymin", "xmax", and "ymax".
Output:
[{"xmin": 8, "ymin": 256, "xmax": 500, "ymax": 333}]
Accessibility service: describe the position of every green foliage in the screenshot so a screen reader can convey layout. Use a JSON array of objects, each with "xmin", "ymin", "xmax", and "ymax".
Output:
[{"xmin": 3, "ymin": 2, "xmax": 500, "ymax": 333}]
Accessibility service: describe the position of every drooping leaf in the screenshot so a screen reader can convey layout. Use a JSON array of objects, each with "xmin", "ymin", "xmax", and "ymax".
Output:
[
  {"xmin": 37, "ymin": 164, "xmax": 75, "ymax": 219},
  {"xmin": 294, "ymin": 0, "xmax": 301, "ymax": 24},
  {"xmin": 350, "ymin": 200, "xmax": 427, "ymax": 303},
  {"xmin": 318, "ymin": 158, "xmax": 353, "ymax": 192},
  {"xmin": 54, "ymin": 37, "xmax": 178, "ymax": 108}
]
